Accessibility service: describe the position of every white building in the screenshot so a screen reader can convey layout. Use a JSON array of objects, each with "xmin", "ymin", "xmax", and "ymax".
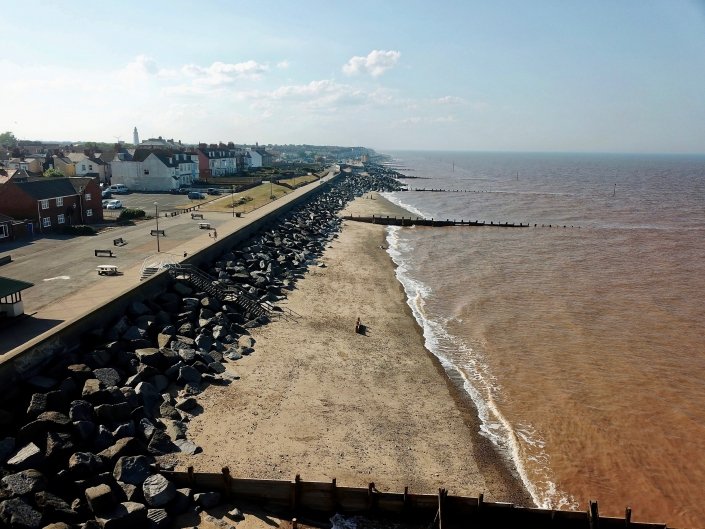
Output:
[{"xmin": 110, "ymin": 149, "xmax": 198, "ymax": 191}]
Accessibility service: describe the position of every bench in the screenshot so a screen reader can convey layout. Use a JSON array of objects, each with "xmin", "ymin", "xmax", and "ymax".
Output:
[
  {"xmin": 191, "ymin": 213, "xmax": 204, "ymax": 219},
  {"xmin": 150, "ymin": 229, "xmax": 165, "ymax": 236},
  {"xmin": 0, "ymin": 255, "xmax": 11, "ymax": 266},
  {"xmin": 95, "ymin": 249, "xmax": 114, "ymax": 257},
  {"xmin": 113, "ymin": 237, "xmax": 127, "ymax": 246},
  {"xmin": 97, "ymin": 265, "xmax": 119, "ymax": 276}
]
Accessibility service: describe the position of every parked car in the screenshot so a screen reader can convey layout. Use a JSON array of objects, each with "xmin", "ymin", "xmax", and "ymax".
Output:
[
  {"xmin": 187, "ymin": 191, "xmax": 205, "ymax": 200},
  {"xmin": 108, "ymin": 184, "xmax": 129, "ymax": 194},
  {"xmin": 171, "ymin": 186, "xmax": 190, "ymax": 194},
  {"xmin": 105, "ymin": 199, "xmax": 123, "ymax": 209},
  {"xmin": 101, "ymin": 189, "xmax": 112, "ymax": 199},
  {"xmin": 207, "ymin": 188, "xmax": 221, "ymax": 195}
]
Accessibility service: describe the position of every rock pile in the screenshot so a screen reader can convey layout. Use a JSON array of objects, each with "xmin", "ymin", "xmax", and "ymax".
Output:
[{"xmin": 0, "ymin": 168, "xmax": 401, "ymax": 528}]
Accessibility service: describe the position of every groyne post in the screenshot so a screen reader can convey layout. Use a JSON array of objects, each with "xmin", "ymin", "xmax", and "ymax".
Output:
[
  {"xmin": 588, "ymin": 500, "xmax": 600, "ymax": 529},
  {"xmin": 222, "ymin": 467, "xmax": 233, "ymax": 500}
]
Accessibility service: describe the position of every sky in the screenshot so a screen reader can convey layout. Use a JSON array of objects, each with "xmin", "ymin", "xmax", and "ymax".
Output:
[{"xmin": 2, "ymin": 0, "xmax": 705, "ymax": 153}]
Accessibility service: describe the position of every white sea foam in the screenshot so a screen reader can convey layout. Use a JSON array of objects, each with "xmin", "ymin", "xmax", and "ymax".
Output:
[
  {"xmin": 379, "ymin": 191, "xmax": 429, "ymax": 219},
  {"xmin": 385, "ymin": 225, "xmax": 577, "ymax": 511}
]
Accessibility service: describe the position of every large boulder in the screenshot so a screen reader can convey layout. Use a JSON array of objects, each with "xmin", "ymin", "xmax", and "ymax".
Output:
[
  {"xmin": 93, "ymin": 368, "xmax": 122, "ymax": 388},
  {"xmin": 85, "ymin": 483, "xmax": 116, "ymax": 514},
  {"xmin": 113, "ymin": 455, "xmax": 151, "ymax": 486},
  {"xmin": 6, "ymin": 442, "xmax": 43, "ymax": 470},
  {"xmin": 142, "ymin": 474, "xmax": 176, "ymax": 507},
  {"xmin": 0, "ymin": 497, "xmax": 42, "ymax": 529},
  {"xmin": 96, "ymin": 501, "xmax": 147, "ymax": 529},
  {"xmin": 2, "ymin": 469, "xmax": 47, "ymax": 496}
]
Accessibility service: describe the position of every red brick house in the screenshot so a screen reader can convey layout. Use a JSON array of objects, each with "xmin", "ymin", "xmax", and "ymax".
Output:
[{"xmin": 0, "ymin": 176, "xmax": 103, "ymax": 232}]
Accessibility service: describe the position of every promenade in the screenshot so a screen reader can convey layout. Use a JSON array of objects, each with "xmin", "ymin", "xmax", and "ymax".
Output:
[{"xmin": 0, "ymin": 170, "xmax": 335, "ymax": 358}]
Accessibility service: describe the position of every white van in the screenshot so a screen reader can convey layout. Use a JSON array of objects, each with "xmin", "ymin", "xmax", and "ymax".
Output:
[{"xmin": 108, "ymin": 184, "xmax": 129, "ymax": 194}]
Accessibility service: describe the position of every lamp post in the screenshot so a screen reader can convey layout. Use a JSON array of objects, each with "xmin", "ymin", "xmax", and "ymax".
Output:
[
  {"xmin": 154, "ymin": 202, "xmax": 160, "ymax": 252},
  {"xmin": 231, "ymin": 184, "xmax": 235, "ymax": 218}
]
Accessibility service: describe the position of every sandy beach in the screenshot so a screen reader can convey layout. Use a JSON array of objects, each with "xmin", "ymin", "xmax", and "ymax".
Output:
[{"xmin": 170, "ymin": 192, "xmax": 530, "ymax": 508}]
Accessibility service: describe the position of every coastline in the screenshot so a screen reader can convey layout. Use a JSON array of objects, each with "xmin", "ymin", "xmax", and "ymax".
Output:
[{"xmin": 170, "ymin": 192, "xmax": 531, "ymax": 506}]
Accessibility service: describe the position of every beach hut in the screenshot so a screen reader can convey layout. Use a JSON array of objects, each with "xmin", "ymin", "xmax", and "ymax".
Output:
[{"xmin": 0, "ymin": 276, "xmax": 34, "ymax": 318}]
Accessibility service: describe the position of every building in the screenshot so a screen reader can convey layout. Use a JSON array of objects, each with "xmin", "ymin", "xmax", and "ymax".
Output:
[
  {"xmin": 0, "ymin": 276, "xmax": 34, "ymax": 318},
  {"xmin": 67, "ymin": 153, "xmax": 110, "ymax": 183},
  {"xmin": 138, "ymin": 136, "xmax": 184, "ymax": 151},
  {"xmin": 52, "ymin": 155, "xmax": 77, "ymax": 176},
  {"xmin": 0, "ymin": 213, "xmax": 15, "ymax": 241},
  {"xmin": 0, "ymin": 177, "xmax": 103, "ymax": 231},
  {"xmin": 110, "ymin": 149, "xmax": 198, "ymax": 191},
  {"xmin": 244, "ymin": 148, "xmax": 272, "ymax": 169},
  {"xmin": 133, "ymin": 127, "xmax": 139, "ymax": 146},
  {"xmin": 197, "ymin": 145, "xmax": 241, "ymax": 180}
]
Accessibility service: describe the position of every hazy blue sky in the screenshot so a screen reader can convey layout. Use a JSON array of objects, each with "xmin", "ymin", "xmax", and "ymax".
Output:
[{"xmin": 2, "ymin": 0, "xmax": 705, "ymax": 153}]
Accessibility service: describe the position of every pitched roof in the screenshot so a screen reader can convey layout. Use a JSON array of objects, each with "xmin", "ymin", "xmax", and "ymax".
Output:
[
  {"xmin": 14, "ymin": 178, "xmax": 80, "ymax": 200},
  {"xmin": 0, "ymin": 276, "xmax": 34, "ymax": 298}
]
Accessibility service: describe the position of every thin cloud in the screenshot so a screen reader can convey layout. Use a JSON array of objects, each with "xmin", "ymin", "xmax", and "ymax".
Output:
[
  {"xmin": 182, "ymin": 60, "xmax": 270, "ymax": 85},
  {"xmin": 435, "ymin": 95, "xmax": 466, "ymax": 105},
  {"xmin": 343, "ymin": 50, "xmax": 401, "ymax": 77}
]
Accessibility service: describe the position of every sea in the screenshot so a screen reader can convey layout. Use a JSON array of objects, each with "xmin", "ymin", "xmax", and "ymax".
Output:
[{"xmin": 379, "ymin": 150, "xmax": 705, "ymax": 528}]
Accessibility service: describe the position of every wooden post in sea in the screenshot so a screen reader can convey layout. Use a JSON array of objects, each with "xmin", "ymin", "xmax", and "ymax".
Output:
[{"xmin": 588, "ymin": 500, "xmax": 600, "ymax": 529}]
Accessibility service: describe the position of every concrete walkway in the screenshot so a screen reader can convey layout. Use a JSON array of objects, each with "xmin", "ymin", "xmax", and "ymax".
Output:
[{"xmin": 0, "ymin": 171, "xmax": 336, "ymax": 357}]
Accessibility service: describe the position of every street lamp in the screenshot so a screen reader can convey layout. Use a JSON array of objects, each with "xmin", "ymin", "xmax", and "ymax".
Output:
[
  {"xmin": 231, "ymin": 184, "xmax": 235, "ymax": 218},
  {"xmin": 154, "ymin": 202, "xmax": 160, "ymax": 252}
]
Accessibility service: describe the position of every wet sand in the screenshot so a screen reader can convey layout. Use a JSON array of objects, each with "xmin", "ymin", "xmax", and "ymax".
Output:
[{"xmin": 170, "ymin": 192, "xmax": 531, "ymax": 508}]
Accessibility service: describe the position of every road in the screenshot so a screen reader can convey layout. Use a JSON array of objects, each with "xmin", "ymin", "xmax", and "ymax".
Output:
[{"xmin": 0, "ymin": 167, "xmax": 338, "ymax": 355}]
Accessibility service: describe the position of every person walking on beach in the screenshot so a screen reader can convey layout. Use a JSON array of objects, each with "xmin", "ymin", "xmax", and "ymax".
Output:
[{"xmin": 213, "ymin": 229, "xmax": 218, "ymax": 240}]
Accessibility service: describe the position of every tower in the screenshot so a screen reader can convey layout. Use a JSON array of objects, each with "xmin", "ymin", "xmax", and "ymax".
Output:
[{"xmin": 133, "ymin": 127, "xmax": 139, "ymax": 146}]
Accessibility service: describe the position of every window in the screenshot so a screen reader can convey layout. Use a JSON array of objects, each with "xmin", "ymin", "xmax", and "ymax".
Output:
[
  {"xmin": 144, "ymin": 169, "xmax": 149, "ymax": 175},
  {"xmin": 0, "ymin": 225, "xmax": 8, "ymax": 238},
  {"xmin": 85, "ymin": 193, "xmax": 91, "ymax": 201},
  {"xmin": 89, "ymin": 165, "xmax": 93, "ymax": 170},
  {"xmin": 56, "ymin": 197, "xmax": 63, "ymax": 206},
  {"xmin": 42, "ymin": 217, "xmax": 51, "ymax": 227},
  {"xmin": 82, "ymin": 164, "xmax": 86, "ymax": 171},
  {"xmin": 86, "ymin": 209, "xmax": 93, "ymax": 217},
  {"xmin": 41, "ymin": 200, "xmax": 49, "ymax": 209},
  {"xmin": 57, "ymin": 214, "xmax": 65, "ymax": 224}
]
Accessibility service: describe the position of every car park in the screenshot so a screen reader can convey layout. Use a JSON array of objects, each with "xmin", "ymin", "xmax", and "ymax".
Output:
[{"xmin": 105, "ymin": 199, "xmax": 123, "ymax": 209}]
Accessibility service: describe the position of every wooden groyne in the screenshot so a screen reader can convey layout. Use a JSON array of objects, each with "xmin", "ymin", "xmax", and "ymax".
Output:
[
  {"xmin": 403, "ymin": 188, "xmax": 490, "ymax": 192},
  {"xmin": 343, "ymin": 215, "xmax": 529, "ymax": 228},
  {"xmin": 163, "ymin": 468, "xmax": 674, "ymax": 529}
]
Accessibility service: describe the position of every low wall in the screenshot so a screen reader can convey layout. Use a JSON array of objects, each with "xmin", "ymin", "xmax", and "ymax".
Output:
[{"xmin": 0, "ymin": 174, "xmax": 338, "ymax": 391}]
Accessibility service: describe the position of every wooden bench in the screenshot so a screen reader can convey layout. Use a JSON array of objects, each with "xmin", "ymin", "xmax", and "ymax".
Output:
[
  {"xmin": 97, "ymin": 265, "xmax": 119, "ymax": 276},
  {"xmin": 0, "ymin": 255, "xmax": 11, "ymax": 266},
  {"xmin": 191, "ymin": 213, "xmax": 204, "ymax": 219},
  {"xmin": 94, "ymin": 249, "xmax": 114, "ymax": 257},
  {"xmin": 113, "ymin": 237, "xmax": 127, "ymax": 246},
  {"xmin": 150, "ymin": 229, "xmax": 165, "ymax": 236}
]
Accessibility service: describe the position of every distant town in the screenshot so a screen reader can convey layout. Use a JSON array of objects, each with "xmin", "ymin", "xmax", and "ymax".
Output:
[{"xmin": 0, "ymin": 129, "xmax": 375, "ymax": 241}]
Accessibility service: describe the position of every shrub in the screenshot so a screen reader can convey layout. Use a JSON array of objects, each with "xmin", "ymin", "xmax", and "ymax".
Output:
[
  {"xmin": 59, "ymin": 224, "xmax": 96, "ymax": 236},
  {"xmin": 118, "ymin": 208, "xmax": 146, "ymax": 221}
]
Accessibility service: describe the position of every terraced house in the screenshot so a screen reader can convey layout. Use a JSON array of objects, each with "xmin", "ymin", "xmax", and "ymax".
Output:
[
  {"xmin": 0, "ymin": 176, "xmax": 103, "ymax": 232},
  {"xmin": 110, "ymin": 149, "xmax": 198, "ymax": 191}
]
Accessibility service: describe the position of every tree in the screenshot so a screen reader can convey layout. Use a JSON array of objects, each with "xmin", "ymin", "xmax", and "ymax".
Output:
[
  {"xmin": 0, "ymin": 131, "xmax": 17, "ymax": 148},
  {"xmin": 43, "ymin": 168, "xmax": 64, "ymax": 178}
]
